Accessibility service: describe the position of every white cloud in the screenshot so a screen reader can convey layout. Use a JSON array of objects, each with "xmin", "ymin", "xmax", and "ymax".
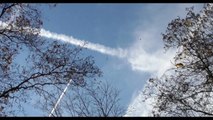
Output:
[
  {"xmin": 127, "ymin": 38, "xmax": 175, "ymax": 76},
  {"xmin": 124, "ymin": 30, "xmax": 176, "ymax": 116}
]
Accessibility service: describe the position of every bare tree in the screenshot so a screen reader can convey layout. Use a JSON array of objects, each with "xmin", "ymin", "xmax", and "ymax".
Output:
[
  {"xmin": 0, "ymin": 3, "xmax": 102, "ymax": 116},
  {"xmin": 43, "ymin": 80, "xmax": 125, "ymax": 117},
  {"xmin": 143, "ymin": 3, "xmax": 213, "ymax": 117}
]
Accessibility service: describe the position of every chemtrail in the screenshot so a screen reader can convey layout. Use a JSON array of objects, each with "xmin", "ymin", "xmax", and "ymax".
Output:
[
  {"xmin": 40, "ymin": 29, "xmax": 128, "ymax": 58},
  {"xmin": 49, "ymin": 79, "xmax": 73, "ymax": 117},
  {"xmin": 0, "ymin": 20, "xmax": 127, "ymax": 58}
]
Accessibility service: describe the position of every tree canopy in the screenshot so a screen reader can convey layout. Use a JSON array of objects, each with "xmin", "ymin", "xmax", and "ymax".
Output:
[
  {"xmin": 0, "ymin": 3, "xmax": 102, "ymax": 116},
  {"xmin": 143, "ymin": 3, "xmax": 213, "ymax": 117}
]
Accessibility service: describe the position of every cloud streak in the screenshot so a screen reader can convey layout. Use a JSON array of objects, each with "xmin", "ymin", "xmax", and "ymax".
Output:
[{"xmin": 40, "ymin": 29, "xmax": 128, "ymax": 58}]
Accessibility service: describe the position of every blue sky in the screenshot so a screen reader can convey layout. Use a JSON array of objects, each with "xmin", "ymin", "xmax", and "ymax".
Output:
[{"xmin": 17, "ymin": 3, "xmax": 204, "ymax": 116}]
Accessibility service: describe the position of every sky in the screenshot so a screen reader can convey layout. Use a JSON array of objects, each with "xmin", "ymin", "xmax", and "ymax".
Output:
[{"xmin": 14, "ymin": 3, "xmax": 204, "ymax": 116}]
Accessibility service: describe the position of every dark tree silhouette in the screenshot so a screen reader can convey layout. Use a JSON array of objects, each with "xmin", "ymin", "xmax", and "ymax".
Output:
[
  {"xmin": 0, "ymin": 3, "xmax": 102, "ymax": 116},
  {"xmin": 143, "ymin": 3, "xmax": 213, "ymax": 116}
]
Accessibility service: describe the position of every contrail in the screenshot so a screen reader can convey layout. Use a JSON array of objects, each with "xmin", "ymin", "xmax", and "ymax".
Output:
[
  {"xmin": 40, "ymin": 29, "xmax": 128, "ymax": 58},
  {"xmin": 0, "ymin": 21, "xmax": 127, "ymax": 58},
  {"xmin": 49, "ymin": 79, "xmax": 73, "ymax": 117}
]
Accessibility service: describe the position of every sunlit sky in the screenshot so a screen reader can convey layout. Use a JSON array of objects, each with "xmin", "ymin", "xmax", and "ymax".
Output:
[{"xmin": 19, "ymin": 3, "xmax": 203, "ymax": 116}]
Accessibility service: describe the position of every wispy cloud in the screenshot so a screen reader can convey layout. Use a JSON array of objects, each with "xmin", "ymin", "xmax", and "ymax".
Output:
[{"xmin": 127, "ymin": 39, "xmax": 175, "ymax": 76}]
